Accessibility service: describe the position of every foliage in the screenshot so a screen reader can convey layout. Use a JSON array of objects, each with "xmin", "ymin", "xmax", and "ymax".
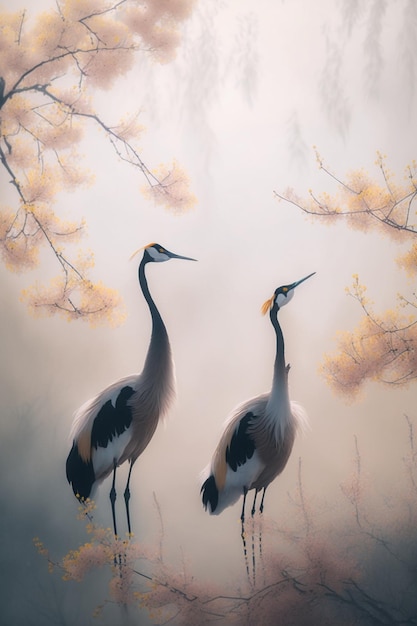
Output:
[
  {"xmin": 277, "ymin": 150, "xmax": 417, "ymax": 238},
  {"xmin": 275, "ymin": 151, "xmax": 417, "ymax": 398},
  {"xmin": 321, "ymin": 275, "xmax": 417, "ymax": 398},
  {"xmin": 36, "ymin": 416, "xmax": 417, "ymax": 625},
  {"xmin": 0, "ymin": 0, "xmax": 196, "ymax": 324}
]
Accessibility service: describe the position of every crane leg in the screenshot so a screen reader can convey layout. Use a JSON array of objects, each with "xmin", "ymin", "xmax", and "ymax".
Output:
[
  {"xmin": 240, "ymin": 487, "xmax": 248, "ymax": 523},
  {"xmin": 259, "ymin": 487, "xmax": 267, "ymax": 514},
  {"xmin": 240, "ymin": 488, "xmax": 252, "ymax": 584},
  {"xmin": 110, "ymin": 462, "xmax": 118, "ymax": 537},
  {"xmin": 124, "ymin": 461, "xmax": 135, "ymax": 537},
  {"xmin": 251, "ymin": 490, "xmax": 258, "ymax": 517}
]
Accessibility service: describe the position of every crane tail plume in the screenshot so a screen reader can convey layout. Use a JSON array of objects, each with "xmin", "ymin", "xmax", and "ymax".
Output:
[
  {"xmin": 201, "ymin": 474, "xmax": 219, "ymax": 513},
  {"xmin": 66, "ymin": 442, "xmax": 96, "ymax": 500}
]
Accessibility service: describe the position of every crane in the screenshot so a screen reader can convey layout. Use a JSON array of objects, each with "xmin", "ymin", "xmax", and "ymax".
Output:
[
  {"xmin": 66, "ymin": 243, "xmax": 196, "ymax": 537},
  {"xmin": 201, "ymin": 272, "xmax": 314, "ymax": 522}
]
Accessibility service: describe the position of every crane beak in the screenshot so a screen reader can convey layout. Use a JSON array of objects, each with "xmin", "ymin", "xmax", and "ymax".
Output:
[
  {"xmin": 168, "ymin": 252, "xmax": 198, "ymax": 262},
  {"xmin": 289, "ymin": 272, "xmax": 316, "ymax": 290}
]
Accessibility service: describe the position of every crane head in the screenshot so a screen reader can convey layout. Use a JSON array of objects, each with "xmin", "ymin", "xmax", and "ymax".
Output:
[
  {"xmin": 261, "ymin": 272, "xmax": 315, "ymax": 315},
  {"xmin": 130, "ymin": 243, "xmax": 197, "ymax": 263}
]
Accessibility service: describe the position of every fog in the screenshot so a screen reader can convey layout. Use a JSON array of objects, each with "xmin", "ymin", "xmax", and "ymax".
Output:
[{"xmin": 1, "ymin": 1, "xmax": 416, "ymax": 624}]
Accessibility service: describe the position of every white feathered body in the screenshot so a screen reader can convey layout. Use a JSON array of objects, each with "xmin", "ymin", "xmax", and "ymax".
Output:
[
  {"xmin": 67, "ymin": 360, "xmax": 175, "ymax": 499},
  {"xmin": 201, "ymin": 392, "xmax": 308, "ymax": 515}
]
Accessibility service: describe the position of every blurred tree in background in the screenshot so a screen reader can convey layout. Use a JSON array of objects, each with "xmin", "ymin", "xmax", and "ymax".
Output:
[{"xmin": 0, "ymin": 0, "xmax": 196, "ymax": 325}]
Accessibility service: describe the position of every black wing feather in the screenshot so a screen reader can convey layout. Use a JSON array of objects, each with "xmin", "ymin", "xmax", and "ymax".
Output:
[
  {"xmin": 91, "ymin": 385, "xmax": 135, "ymax": 449},
  {"xmin": 226, "ymin": 412, "xmax": 256, "ymax": 471},
  {"xmin": 66, "ymin": 385, "xmax": 135, "ymax": 500}
]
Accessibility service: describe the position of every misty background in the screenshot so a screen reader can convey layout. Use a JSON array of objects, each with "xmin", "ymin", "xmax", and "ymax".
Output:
[{"xmin": 1, "ymin": 1, "xmax": 416, "ymax": 624}]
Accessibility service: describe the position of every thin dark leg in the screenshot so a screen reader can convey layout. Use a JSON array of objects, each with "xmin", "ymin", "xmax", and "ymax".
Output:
[
  {"xmin": 110, "ymin": 462, "xmax": 118, "ymax": 537},
  {"xmin": 257, "ymin": 486, "xmax": 267, "ymax": 581},
  {"xmin": 251, "ymin": 490, "xmax": 258, "ymax": 517},
  {"xmin": 124, "ymin": 461, "xmax": 135, "ymax": 536},
  {"xmin": 241, "ymin": 523, "xmax": 251, "ymax": 585},
  {"xmin": 259, "ymin": 487, "xmax": 267, "ymax": 514},
  {"xmin": 240, "ymin": 488, "xmax": 252, "ymax": 585},
  {"xmin": 240, "ymin": 487, "xmax": 248, "ymax": 523},
  {"xmin": 258, "ymin": 511, "xmax": 266, "ymax": 586},
  {"xmin": 250, "ymin": 490, "xmax": 258, "ymax": 585}
]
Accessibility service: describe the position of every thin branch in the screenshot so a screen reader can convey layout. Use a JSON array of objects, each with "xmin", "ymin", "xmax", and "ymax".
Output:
[
  {"xmin": 274, "ymin": 180, "xmax": 417, "ymax": 236},
  {"xmin": 16, "ymin": 10, "xmax": 26, "ymax": 46},
  {"xmin": 297, "ymin": 457, "xmax": 312, "ymax": 536},
  {"xmin": 80, "ymin": 0, "xmax": 128, "ymax": 22}
]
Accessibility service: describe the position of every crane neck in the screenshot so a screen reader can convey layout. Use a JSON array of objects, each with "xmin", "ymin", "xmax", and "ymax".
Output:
[
  {"xmin": 264, "ymin": 304, "xmax": 294, "ymax": 443},
  {"xmin": 134, "ymin": 256, "xmax": 176, "ymax": 422},
  {"xmin": 138, "ymin": 258, "xmax": 171, "ymax": 372},
  {"xmin": 270, "ymin": 305, "xmax": 286, "ymax": 368},
  {"xmin": 269, "ymin": 304, "xmax": 289, "ymax": 398}
]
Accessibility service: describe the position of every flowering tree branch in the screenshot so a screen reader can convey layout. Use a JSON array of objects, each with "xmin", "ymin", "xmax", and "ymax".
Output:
[
  {"xmin": 275, "ymin": 151, "xmax": 417, "ymax": 398},
  {"xmin": 0, "ymin": 0, "xmax": 196, "ymax": 325},
  {"xmin": 274, "ymin": 150, "xmax": 417, "ymax": 236}
]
